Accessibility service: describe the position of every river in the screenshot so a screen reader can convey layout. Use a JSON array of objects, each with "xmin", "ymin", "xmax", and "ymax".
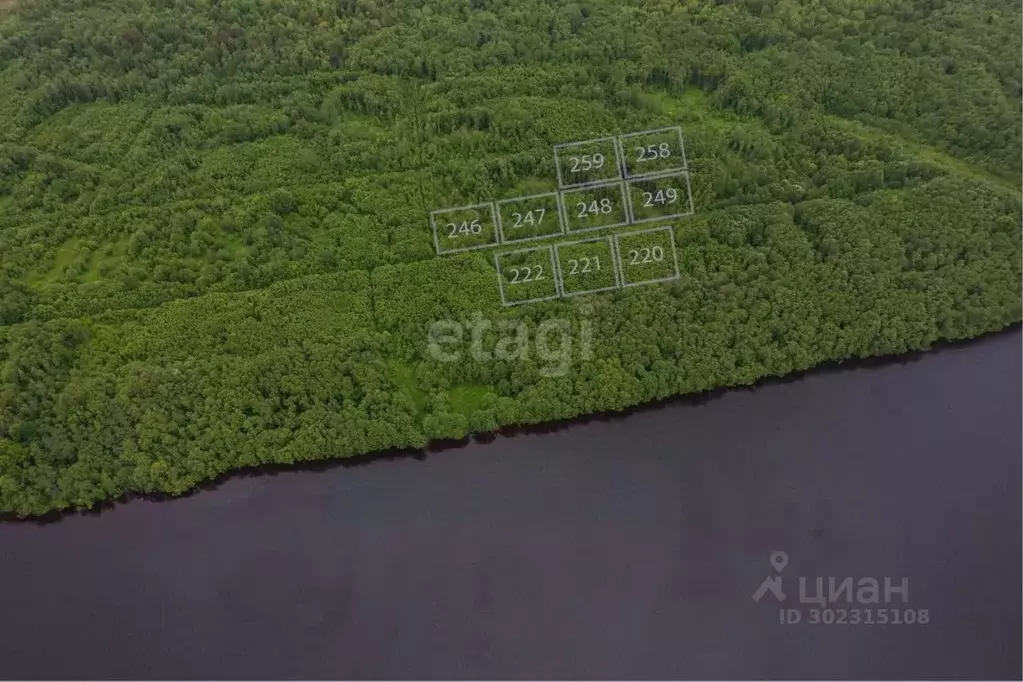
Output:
[{"xmin": 1, "ymin": 329, "xmax": 1020, "ymax": 679}]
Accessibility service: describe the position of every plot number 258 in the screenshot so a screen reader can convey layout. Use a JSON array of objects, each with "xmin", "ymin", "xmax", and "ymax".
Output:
[{"xmin": 635, "ymin": 142, "xmax": 671, "ymax": 162}]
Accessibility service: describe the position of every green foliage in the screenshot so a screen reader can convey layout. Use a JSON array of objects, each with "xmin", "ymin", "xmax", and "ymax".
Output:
[{"xmin": 0, "ymin": 0, "xmax": 1019, "ymax": 516}]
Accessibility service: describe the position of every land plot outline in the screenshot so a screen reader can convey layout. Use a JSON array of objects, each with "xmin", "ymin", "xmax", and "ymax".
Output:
[
  {"xmin": 616, "ymin": 126, "xmax": 689, "ymax": 179},
  {"xmin": 495, "ymin": 192, "xmax": 565, "ymax": 245},
  {"xmin": 553, "ymin": 136, "xmax": 623, "ymax": 189},
  {"xmin": 553, "ymin": 235, "xmax": 621, "ymax": 298},
  {"xmin": 623, "ymin": 170, "xmax": 695, "ymax": 225},
  {"xmin": 494, "ymin": 244, "xmax": 561, "ymax": 306},
  {"xmin": 613, "ymin": 225, "xmax": 681, "ymax": 287},
  {"xmin": 430, "ymin": 202, "xmax": 500, "ymax": 255}
]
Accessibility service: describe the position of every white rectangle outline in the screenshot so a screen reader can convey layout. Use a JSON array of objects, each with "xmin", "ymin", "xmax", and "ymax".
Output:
[
  {"xmin": 613, "ymin": 225, "xmax": 681, "ymax": 288},
  {"xmin": 553, "ymin": 235, "xmax": 621, "ymax": 298},
  {"xmin": 616, "ymin": 126, "xmax": 689, "ymax": 179},
  {"xmin": 623, "ymin": 170, "xmax": 696, "ymax": 225},
  {"xmin": 610, "ymin": 234, "xmax": 626, "ymax": 288},
  {"xmin": 494, "ymin": 244, "xmax": 560, "ymax": 307},
  {"xmin": 553, "ymin": 136, "xmax": 624, "ymax": 189},
  {"xmin": 430, "ymin": 202, "xmax": 500, "ymax": 255},
  {"xmin": 559, "ymin": 180, "xmax": 630, "ymax": 235},
  {"xmin": 495, "ymin": 192, "xmax": 566, "ymax": 245}
]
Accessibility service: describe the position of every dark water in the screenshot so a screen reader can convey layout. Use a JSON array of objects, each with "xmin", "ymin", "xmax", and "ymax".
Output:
[{"xmin": 1, "ymin": 330, "xmax": 1021, "ymax": 680}]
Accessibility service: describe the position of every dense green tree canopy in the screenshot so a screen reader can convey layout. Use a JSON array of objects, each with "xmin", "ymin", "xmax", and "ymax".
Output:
[{"xmin": 0, "ymin": 0, "xmax": 1019, "ymax": 516}]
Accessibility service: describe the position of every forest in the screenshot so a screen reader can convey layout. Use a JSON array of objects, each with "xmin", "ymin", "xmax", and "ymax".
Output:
[{"xmin": 0, "ymin": 0, "xmax": 1020, "ymax": 516}]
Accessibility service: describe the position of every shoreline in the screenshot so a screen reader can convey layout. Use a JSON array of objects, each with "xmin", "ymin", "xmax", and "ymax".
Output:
[{"xmin": 3, "ymin": 321, "xmax": 1020, "ymax": 524}]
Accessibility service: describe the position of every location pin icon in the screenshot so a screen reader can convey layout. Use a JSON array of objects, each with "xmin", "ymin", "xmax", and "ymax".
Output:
[{"xmin": 770, "ymin": 551, "xmax": 788, "ymax": 573}]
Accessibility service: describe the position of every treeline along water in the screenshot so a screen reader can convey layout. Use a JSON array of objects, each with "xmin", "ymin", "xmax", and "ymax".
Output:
[
  {"xmin": 1, "ymin": 0, "xmax": 1021, "ymax": 515},
  {"xmin": 0, "ymin": 329, "xmax": 1020, "ymax": 679}
]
